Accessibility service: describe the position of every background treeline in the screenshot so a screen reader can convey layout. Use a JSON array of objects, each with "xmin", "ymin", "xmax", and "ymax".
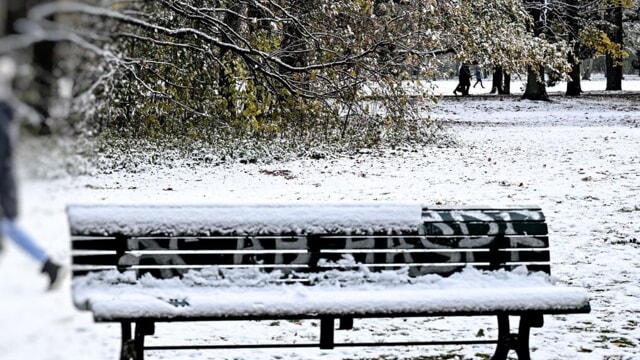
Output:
[{"xmin": 1, "ymin": 0, "xmax": 640, "ymax": 159}]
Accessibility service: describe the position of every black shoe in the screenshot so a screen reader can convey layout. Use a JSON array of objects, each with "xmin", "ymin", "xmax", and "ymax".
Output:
[{"xmin": 41, "ymin": 259, "xmax": 67, "ymax": 291}]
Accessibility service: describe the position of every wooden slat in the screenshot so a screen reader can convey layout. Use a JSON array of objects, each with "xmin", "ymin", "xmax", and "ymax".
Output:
[
  {"xmin": 72, "ymin": 237, "xmax": 122, "ymax": 251},
  {"xmin": 316, "ymin": 263, "xmax": 551, "ymax": 275},
  {"xmin": 422, "ymin": 209, "xmax": 545, "ymax": 223},
  {"xmin": 73, "ymin": 263, "xmax": 552, "ymax": 279},
  {"xmin": 421, "ymin": 222, "xmax": 548, "ymax": 236},
  {"xmin": 70, "ymin": 228, "xmax": 423, "ymax": 237},
  {"xmin": 72, "ymin": 248, "xmax": 549, "ymax": 268},
  {"xmin": 72, "ymin": 252, "xmax": 313, "ymax": 267},
  {"xmin": 313, "ymin": 235, "xmax": 549, "ymax": 250},
  {"xmin": 72, "ymin": 236, "xmax": 271, "ymax": 251},
  {"xmin": 72, "ymin": 235, "xmax": 550, "ymax": 252},
  {"xmin": 422, "ymin": 205, "xmax": 542, "ymax": 211}
]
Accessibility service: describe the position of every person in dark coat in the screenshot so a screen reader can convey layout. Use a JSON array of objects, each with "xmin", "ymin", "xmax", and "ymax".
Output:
[
  {"xmin": 472, "ymin": 60, "xmax": 484, "ymax": 89},
  {"xmin": 453, "ymin": 63, "xmax": 472, "ymax": 96},
  {"xmin": 0, "ymin": 57, "xmax": 65, "ymax": 291}
]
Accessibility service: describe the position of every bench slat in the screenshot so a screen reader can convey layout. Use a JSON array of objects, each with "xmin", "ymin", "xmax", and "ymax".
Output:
[
  {"xmin": 315, "ymin": 235, "xmax": 550, "ymax": 249},
  {"xmin": 73, "ymin": 282, "xmax": 589, "ymax": 321},
  {"xmin": 71, "ymin": 235, "xmax": 550, "ymax": 251},
  {"xmin": 71, "ymin": 263, "xmax": 553, "ymax": 278},
  {"xmin": 67, "ymin": 203, "xmax": 423, "ymax": 237},
  {"xmin": 72, "ymin": 248, "xmax": 550, "ymax": 266},
  {"xmin": 421, "ymin": 209, "xmax": 545, "ymax": 222},
  {"xmin": 421, "ymin": 222, "xmax": 548, "ymax": 236}
]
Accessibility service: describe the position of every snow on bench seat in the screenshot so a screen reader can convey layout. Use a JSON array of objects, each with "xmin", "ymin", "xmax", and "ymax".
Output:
[{"xmin": 73, "ymin": 266, "xmax": 590, "ymax": 321}]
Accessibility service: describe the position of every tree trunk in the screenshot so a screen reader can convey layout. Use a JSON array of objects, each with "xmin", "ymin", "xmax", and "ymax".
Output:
[
  {"xmin": 582, "ymin": 58, "xmax": 592, "ymax": 80},
  {"xmin": 633, "ymin": 50, "xmax": 640, "ymax": 76},
  {"xmin": 606, "ymin": 54, "xmax": 623, "ymax": 90},
  {"xmin": 564, "ymin": 0, "xmax": 581, "ymax": 97},
  {"xmin": 521, "ymin": 0, "xmax": 548, "ymax": 100},
  {"xmin": 6, "ymin": 0, "xmax": 55, "ymax": 134},
  {"xmin": 490, "ymin": 66, "xmax": 503, "ymax": 94},
  {"xmin": 522, "ymin": 66, "xmax": 549, "ymax": 101},
  {"xmin": 219, "ymin": 3, "xmax": 243, "ymax": 118},
  {"xmin": 566, "ymin": 54, "xmax": 581, "ymax": 96},
  {"xmin": 490, "ymin": 66, "xmax": 510, "ymax": 94},
  {"xmin": 280, "ymin": 1, "xmax": 308, "ymax": 72},
  {"xmin": 605, "ymin": 5, "xmax": 623, "ymax": 91},
  {"xmin": 503, "ymin": 72, "xmax": 511, "ymax": 94}
]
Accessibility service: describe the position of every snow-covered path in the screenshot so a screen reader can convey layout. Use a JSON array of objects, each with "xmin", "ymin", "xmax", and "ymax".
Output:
[{"xmin": 1, "ymin": 82, "xmax": 639, "ymax": 359}]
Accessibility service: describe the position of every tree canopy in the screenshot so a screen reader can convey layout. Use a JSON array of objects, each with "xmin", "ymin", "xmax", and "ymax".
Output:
[{"xmin": 3, "ymin": 1, "xmax": 573, "ymax": 153}]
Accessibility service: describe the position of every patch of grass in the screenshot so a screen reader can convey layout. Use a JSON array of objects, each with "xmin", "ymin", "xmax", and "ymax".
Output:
[
  {"xmin": 618, "ymin": 206, "xmax": 640, "ymax": 213},
  {"xmin": 622, "ymin": 320, "xmax": 638, "ymax": 331},
  {"xmin": 593, "ymin": 335, "xmax": 637, "ymax": 348},
  {"xmin": 609, "ymin": 238, "xmax": 638, "ymax": 246},
  {"xmin": 611, "ymin": 337, "xmax": 635, "ymax": 348},
  {"xmin": 568, "ymin": 320, "xmax": 596, "ymax": 332}
]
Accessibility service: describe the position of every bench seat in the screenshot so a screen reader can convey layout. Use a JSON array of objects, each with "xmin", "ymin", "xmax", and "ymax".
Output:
[{"xmin": 74, "ymin": 267, "xmax": 589, "ymax": 321}]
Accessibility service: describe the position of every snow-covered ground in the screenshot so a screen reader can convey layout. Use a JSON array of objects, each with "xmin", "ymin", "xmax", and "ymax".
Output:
[
  {"xmin": 1, "ymin": 75, "xmax": 639, "ymax": 360},
  {"xmin": 432, "ymin": 73, "xmax": 640, "ymax": 97}
]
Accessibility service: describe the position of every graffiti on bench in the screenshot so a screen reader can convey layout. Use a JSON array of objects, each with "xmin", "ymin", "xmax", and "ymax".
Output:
[{"xmin": 117, "ymin": 209, "xmax": 547, "ymax": 277}]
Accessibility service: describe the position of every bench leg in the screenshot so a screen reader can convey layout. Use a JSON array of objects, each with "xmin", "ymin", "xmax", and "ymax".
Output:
[
  {"xmin": 492, "ymin": 315, "xmax": 510, "ymax": 360},
  {"xmin": 491, "ymin": 314, "xmax": 544, "ymax": 360},
  {"xmin": 515, "ymin": 314, "xmax": 544, "ymax": 360},
  {"xmin": 134, "ymin": 321, "xmax": 155, "ymax": 360},
  {"xmin": 319, "ymin": 317, "xmax": 335, "ymax": 349},
  {"xmin": 119, "ymin": 321, "xmax": 155, "ymax": 360},
  {"xmin": 120, "ymin": 322, "xmax": 135, "ymax": 360},
  {"xmin": 338, "ymin": 317, "xmax": 353, "ymax": 330}
]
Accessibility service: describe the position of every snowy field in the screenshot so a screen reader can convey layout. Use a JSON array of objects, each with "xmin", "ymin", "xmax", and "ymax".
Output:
[
  {"xmin": 431, "ymin": 73, "xmax": 640, "ymax": 97},
  {"xmin": 1, "ymin": 75, "xmax": 639, "ymax": 360}
]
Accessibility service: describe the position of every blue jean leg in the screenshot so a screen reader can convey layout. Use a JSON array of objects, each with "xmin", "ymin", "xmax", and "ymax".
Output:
[{"xmin": 0, "ymin": 219, "xmax": 48, "ymax": 263}]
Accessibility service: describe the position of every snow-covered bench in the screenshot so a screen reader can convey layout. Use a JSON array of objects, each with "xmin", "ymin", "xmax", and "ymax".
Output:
[{"xmin": 68, "ymin": 203, "xmax": 590, "ymax": 360}]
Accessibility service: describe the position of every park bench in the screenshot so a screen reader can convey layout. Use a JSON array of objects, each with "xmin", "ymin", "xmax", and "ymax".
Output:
[{"xmin": 68, "ymin": 203, "xmax": 590, "ymax": 360}]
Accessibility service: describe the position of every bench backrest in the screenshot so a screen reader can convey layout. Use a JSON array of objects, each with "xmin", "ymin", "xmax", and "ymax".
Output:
[{"xmin": 68, "ymin": 204, "xmax": 550, "ymax": 280}]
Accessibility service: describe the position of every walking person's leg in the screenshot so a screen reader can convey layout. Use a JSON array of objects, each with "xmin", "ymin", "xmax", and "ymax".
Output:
[
  {"xmin": 1, "ymin": 219, "xmax": 48, "ymax": 262},
  {"xmin": 0, "ymin": 219, "xmax": 66, "ymax": 290}
]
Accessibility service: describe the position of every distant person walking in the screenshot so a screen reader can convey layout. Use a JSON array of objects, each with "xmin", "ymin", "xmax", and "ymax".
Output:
[
  {"xmin": 0, "ymin": 56, "xmax": 65, "ymax": 291},
  {"xmin": 472, "ymin": 61, "xmax": 484, "ymax": 89},
  {"xmin": 453, "ymin": 63, "xmax": 472, "ymax": 96}
]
